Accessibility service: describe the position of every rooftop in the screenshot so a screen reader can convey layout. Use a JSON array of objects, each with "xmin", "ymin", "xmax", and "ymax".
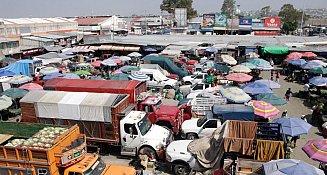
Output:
[
  {"xmin": 74, "ymin": 17, "xmax": 109, "ymax": 25},
  {"xmin": 0, "ymin": 17, "xmax": 75, "ymax": 25}
]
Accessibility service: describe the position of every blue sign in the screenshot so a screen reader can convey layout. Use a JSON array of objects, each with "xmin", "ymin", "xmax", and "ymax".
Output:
[
  {"xmin": 214, "ymin": 13, "xmax": 227, "ymax": 27},
  {"xmin": 239, "ymin": 18, "xmax": 252, "ymax": 25}
]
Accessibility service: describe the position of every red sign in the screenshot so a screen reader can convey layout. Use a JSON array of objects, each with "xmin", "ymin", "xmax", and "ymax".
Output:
[{"xmin": 264, "ymin": 17, "xmax": 281, "ymax": 28}]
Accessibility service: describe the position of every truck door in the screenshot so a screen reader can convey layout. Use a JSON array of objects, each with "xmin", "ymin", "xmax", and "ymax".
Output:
[
  {"xmin": 121, "ymin": 124, "xmax": 141, "ymax": 155},
  {"xmin": 198, "ymin": 120, "xmax": 218, "ymax": 138}
]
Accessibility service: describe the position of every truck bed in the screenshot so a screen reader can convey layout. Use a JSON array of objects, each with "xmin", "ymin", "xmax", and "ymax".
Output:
[{"xmin": 0, "ymin": 122, "xmax": 53, "ymax": 138}]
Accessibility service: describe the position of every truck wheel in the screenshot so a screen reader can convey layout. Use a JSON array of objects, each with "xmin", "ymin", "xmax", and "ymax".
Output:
[
  {"xmin": 139, "ymin": 147, "xmax": 157, "ymax": 160},
  {"xmin": 187, "ymin": 133, "xmax": 198, "ymax": 140},
  {"xmin": 173, "ymin": 164, "xmax": 190, "ymax": 175}
]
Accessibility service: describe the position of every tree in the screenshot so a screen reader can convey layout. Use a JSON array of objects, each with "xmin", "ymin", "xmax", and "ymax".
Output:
[
  {"xmin": 160, "ymin": 0, "xmax": 197, "ymax": 19},
  {"xmin": 221, "ymin": 0, "xmax": 235, "ymax": 18},
  {"xmin": 259, "ymin": 6, "xmax": 271, "ymax": 18},
  {"xmin": 278, "ymin": 4, "xmax": 309, "ymax": 34}
]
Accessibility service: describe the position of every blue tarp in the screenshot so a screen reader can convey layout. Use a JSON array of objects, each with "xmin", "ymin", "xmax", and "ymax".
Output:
[
  {"xmin": 0, "ymin": 60, "xmax": 36, "ymax": 76},
  {"xmin": 212, "ymin": 104, "xmax": 254, "ymax": 121}
]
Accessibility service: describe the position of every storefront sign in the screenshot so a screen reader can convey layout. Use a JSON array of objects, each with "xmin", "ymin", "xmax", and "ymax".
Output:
[
  {"xmin": 239, "ymin": 18, "xmax": 252, "ymax": 25},
  {"xmin": 264, "ymin": 17, "xmax": 281, "ymax": 28},
  {"xmin": 202, "ymin": 14, "xmax": 215, "ymax": 27},
  {"xmin": 214, "ymin": 13, "xmax": 227, "ymax": 27}
]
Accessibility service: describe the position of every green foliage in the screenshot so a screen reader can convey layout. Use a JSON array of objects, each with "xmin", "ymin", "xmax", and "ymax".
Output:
[
  {"xmin": 221, "ymin": 0, "xmax": 235, "ymax": 18},
  {"xmin": 160, "ymin": 0, "xmax": 197, "ymax": 19},
  {"xmin": 278, "ymin": 4, "xmax": 309, "ymax": 34},
  {"xmin": 259, "ymin": 6, "xmax": 271, "ymax": 18}
]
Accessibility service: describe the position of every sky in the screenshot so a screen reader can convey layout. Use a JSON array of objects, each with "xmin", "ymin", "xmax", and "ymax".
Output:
[{"xmin": 0, "ymin": 0, "xmax": 326, "ymax": 18}]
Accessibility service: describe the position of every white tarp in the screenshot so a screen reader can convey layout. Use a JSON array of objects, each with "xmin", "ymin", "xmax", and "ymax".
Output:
[
  {"xmin": 58, "ymin": 92, "xmax": 88, "ymax": 120},
  {"xmin": 35, "ymin": 91, "xmax": 66, "ymax": 119}
]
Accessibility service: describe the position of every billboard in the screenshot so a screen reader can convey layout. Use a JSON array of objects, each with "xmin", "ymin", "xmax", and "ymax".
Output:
[
  {"xmin": 214, "ymin": 13, "xmax": 227, "ymax": 27},
  {"xmin": 202, "ymin": 14, "xmax": 215, "ymax": 27},
  {"xmin": 239, "ymin": 18, "xmax": 252, "ymax": 25},
  {"xmin": 264, "ymin": 17, "xmax": 281, "ymax": 28}
]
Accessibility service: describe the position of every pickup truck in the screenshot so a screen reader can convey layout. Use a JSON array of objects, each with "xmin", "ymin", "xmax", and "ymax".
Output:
[
  {"xmin": 139, "ymin": 68, "xmax": 178, "ymax": 89},
  {"xmin": 182, "ymin": 72, "xmax": 208, "ymax": 85}
]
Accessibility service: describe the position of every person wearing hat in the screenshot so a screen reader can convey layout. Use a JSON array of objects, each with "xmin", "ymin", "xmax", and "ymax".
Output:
[{"xmin": 281, "ymin": 110, "xmax": 288, "ymax": 118}]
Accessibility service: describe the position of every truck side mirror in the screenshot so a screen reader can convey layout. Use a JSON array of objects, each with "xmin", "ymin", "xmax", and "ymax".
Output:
[{"xmin": 129, "ymin": 127, "xmax": 134, "ymax": 138}]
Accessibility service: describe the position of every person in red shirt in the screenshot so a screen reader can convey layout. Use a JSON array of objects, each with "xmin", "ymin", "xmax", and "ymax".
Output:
[{"xmin": 276, "ymin": 71, "xmax": 281, "ymax": 83}]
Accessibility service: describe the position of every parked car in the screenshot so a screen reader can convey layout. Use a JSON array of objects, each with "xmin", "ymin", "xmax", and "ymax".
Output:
[{"xmin": 182, "ymin": 72, "xmax": 208, "ymax": 85}]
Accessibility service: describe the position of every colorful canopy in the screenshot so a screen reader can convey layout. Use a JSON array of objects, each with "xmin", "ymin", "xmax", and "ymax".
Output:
[
  {"xmin": 0, "ymin": 70, "xmax": 16, "ymax": 77},
  {"xmin": 301, "ymin": 61, "xmax": 323, "ymax": 69},
  {"xmin": 309, "ymin": 67, "xmax": 327, "ymax": 74},
  {"xmin": 287, "ymin": 59, "xmax": 307, "ymax": 66},
  {"xmin": 225, "ymin": 73, "xmax": 253, "ymax": 82},
  {"xmin": 309, "ymin": 77, "xmax": 327, "ymax": 86},
  {"xmin": 252, "ymin": 101, "xmax": 279, "ymax": 118},
  {"xmin": 62, "ymin": 73, "xmax": 81, "ymax": 79},
  {"xmin": 231, "ymin": 65, "xmax": 251, "ymax": 73},
  {"xmin": 1, "ymin": 88, "xmax": 28, "ymax": 98},
  {"xmin": 0, "ymin": 95, "xmax": 12, "ymax": 111},
  {"xmin": 221, "ymin": 55, "xmax": 237, "ymax": 65},
  {"xmin": 302, "ymin": 52, "xmax": 317, "ymax": 58},
  {"xmin": 302, "ymin": 139, "xmax": 327, "ymax": 163},
  {"xmin": 255, "ymin": 93, "xmax": 286, "ymax": 106},
  {"xmin": 73, "ymin": 70, "xmax": 91, "ymax": 76},
  {"xmin": 39, "ymin": 67, "xmax": 59, "ymax": 75},
  {"xmin": 43, "ymin": 72, "xmax": 64, "ymax": 80},
  {"xmin": 19, "ymin": 83, "xmax": 43, "ymax": 91},
  {"xmin": 272, "ymin": 117, "xmax": 312, "ymax": 137},
  {"xmin": 91, "ymin": 60, "xmax": 102, "ymax": 67},
  {"xmin": 119, "ymin": 56, "xmax": 132, "ymax": 62},
  {"xmin": 220, "ymin": 87, "xmax": 251, "ymax": 103},
  {"xmin": 9, "ymin": 75, "xmax": 32, "ymax": 84},
  {"xmin": 110, "ymin": 73, "xmax": 129, "ymax": 81},
  {"xmin": 246, "ymin": 52, "xmax": 259, "ymax": 58},
  {"xmin": 101, "ymin": 59, "xmax": 118, "ymax": 67},
  {"xmin": 241, "ymin": 82, "xmax": 272, "ymax": 95},
  {"xmin": 128, "ymin": 71, "xmax": 150, "ymax": 82},
  {"xmin": 263, "ymin": 159, "xmax": 324, "ymax": 175},
  {"xmin": 239, "ymin": 62, "xmax": 257, "ymax": 69},
  {"xmin": 128, "ymin": 52, "xmax": 142, "ymax": 57},
  {"xmin": 255, "ymin": 79, "xmax": 281, "ymax": 89},
  {"xmin": 247, "ymin": 58, "xmax": 273, "ymax": 70}
]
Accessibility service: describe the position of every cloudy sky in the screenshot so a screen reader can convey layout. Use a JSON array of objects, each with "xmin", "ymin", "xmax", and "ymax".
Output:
[{"xmin": 1, "ymin": 0, "xmax": 325, "ymax": 18}]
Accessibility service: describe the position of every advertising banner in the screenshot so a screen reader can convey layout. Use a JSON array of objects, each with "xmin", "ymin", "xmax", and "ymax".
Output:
[
  {"xmin": 252, "ymin": 23, "xmax": 265, "ymax": 30},
  {"xmin": 214, "ymin": 13, "xmax": 227, "ymax": 27},
  {"xmin": 202, "ymin": 14, "xmax": 215, "ymax": 27},
  {"xmin": 264, "ymin": 17, "xmax": 281, "ymax": 28},
  {"xmin": 239, "ymin": 18, "xmax": 252, "ymax": 25}
]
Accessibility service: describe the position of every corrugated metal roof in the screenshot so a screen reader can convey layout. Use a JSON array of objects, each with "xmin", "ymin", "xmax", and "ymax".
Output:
[
  {"xmin": 75, "ymin": 17, "xmax": 109, "ymax": 25},
  {"xmin": 2, "ymin": 17, "xmax": 74, "ymax": 25},
  {"xmin": 22, "ymin": 36, "xmax": 54, "ymax": 42}
]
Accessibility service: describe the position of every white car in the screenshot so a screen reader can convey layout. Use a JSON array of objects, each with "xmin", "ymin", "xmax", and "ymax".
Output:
[
  {"xmin": 181, "ymin": 115, "xmax": 222, "ymax": 140},
  {"xmin": 166, "ymin": 140, "xmax": 196, "ymax": 175},
  {"xmin": 139, "ymin": 68, "xmax": 178, "ymax": 89},
  {"xmin": 182, "ymin": 73, "xmax": 208, "ymax": 85}
]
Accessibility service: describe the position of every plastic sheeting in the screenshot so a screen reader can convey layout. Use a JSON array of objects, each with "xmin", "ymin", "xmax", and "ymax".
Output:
[
  {"xmin": 58, "ymin": 92, "xmax": 88, "ymax": 120},
  {"xmin": 0, "ymin": 60, "xmax": 36, "ymax": 76},
  {"xmin": 36, "ymin": 91, "xmax": 66, "ymax": 119}
]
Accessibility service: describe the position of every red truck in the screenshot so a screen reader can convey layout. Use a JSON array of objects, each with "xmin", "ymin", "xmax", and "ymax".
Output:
[{"xmin": 43, "ymin": 78, "xmax": 184, "ymax": 134}]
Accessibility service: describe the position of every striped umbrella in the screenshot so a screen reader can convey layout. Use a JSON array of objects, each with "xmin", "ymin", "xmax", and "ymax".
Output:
[
  {"xmin": 231, "ymin": 65, "xmax": 251, "ymax": 73},
  {"xmin": 220, "ymin": 87, "xmax": 251, "ymax": 103},
  {"xmin": 225, "ymin": 73, "xmax": 253, "ymax": 82},
  {"xmin": 39, "ymin": 67, "xmax": 59, "ymax": 75},
  {"xmin": 302, "ymin": 139, "xmax": 327, "ymax": 163},
  {"xmin": 128, "ymin": 71, "xmax": 150, "ymax": 82},
  {"xmin": 9, "ymin": 75, "xmax": 32, "ymax": 85},
  {"xmin": 221, "ymin": 55, "xmax": 237, "ymax": 65},
  {"xmin": 101, "ymin": 59, "xmax": 118, "ymax": 67},
  {"xmin": 241, "ymin": 82, "xmax": 272, "ymax": 95},
  {"xmin": 19, "ymin": 83, "xmax": 43, "ymax": 91},
  {"xmin": 255, "ymin": 80, "xmax": 281, "ymax": 89},
  {"xmin": 239, "ymin": 62, "xmax": 257, "ymax": 69},
  {"xmin": 252, "ymin": 100, "xmax": 280, "ymax": 118}
]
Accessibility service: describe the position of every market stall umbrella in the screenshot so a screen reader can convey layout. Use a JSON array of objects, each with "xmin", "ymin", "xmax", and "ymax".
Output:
[
  {"xmin": 285, "ymin": 52, "xmax": 303, "ymax": 61},
  {"xmin": 310, "ymin": 60, "xmax": 327, "ymax": 66},
  {"xmin": 39, "ymin": 67, "xmax": 59, "ymax": 75},
  {"xmin": 121, "ymin": 66, "xmax": 140, "ymax": 73},
  {"xmin": 1, "ymin": 88, "xmax": 28, "ymax": 98},
  {"xmin": 110, "ymin": 73, "xmax": 129, "ymax": 80},
  {"xmin": 220, "ymin": 87, "xmax": 251, "ymax": 103},
  {"xmin": 309, "ymin": 77, "xmax": 327, "ymax": 86},
  {"xmin": 263, "ymin": 159, "xmax": 324, "ymax": 175},
  {"xmin": 19, "ymin": 83, "xmax": 43, "ymax": 91},
  {"xmin": 43, "ymin": 72, "xmax": 64, "ymax": 81},
  {"xmin": 255, "ymin": 93, "xmax": 286, "ymax": 106},
  {"xmin": 9, "ymin": 75, "xmax": 32, "ymax": 85},
  {"xmin": 255, "ymin": 79, "xmax": 281, "ymax": 89},
  {"xmin": 62, "ymin": 73, "xmax": 81, "ymax": 79},
  {"xmin": 302, "ymin": 139, "xmax": 327, "ymax": 163},
  {"xmin": 88, "ymin": 76, "xmax": 104, "ymax": 80},
  {"xmin": 205, "ymin": 47, "xmax": 218, "ymax": 53},
  {"xmin": 128, "ymin": 52, "xmax": 142, "ymax": 57},
  {"xmin": 91, "ymin": 60, "xmax": 102, "ymax": 67},
  {"xmin": 309, "ymin": 67, "xmax": 327, "ymax": 75},
  {"xmin": 0, "ymin": 95, "xmax": 12, "ymax": 110},
  {"xmin": 0, "ymin": 57, "xmax": 15, "ymax": 63},
  {"xmin": 225, "ymin": 73, "xmax": 253, "ymax": 82},
  {"xmin": 246, "ymin": 52, "xmax": 259, "ymax": 58},
  {"xmin": 101, "ymin": 59, "xmax": 118, "ymax": 67},
  {"xmin": 239, "ymin": 62, "xmax": 257, "ymax": 69},
  {"xmin": 73, "ymin": 70, "xmax": 91, "ymax": 76},
  {"xmin": 231, "ymin": 65, "xmax": 251, "ymax": 73},
  {"xmin": 128, "ymin": 71, "xmax": 150, "ymax": 82},
  {"xmin": 0, "ymin": 70, "xmax": 16, "ymax": 77},
  {"xmin": 271, "ymin": 117, "xmax": 312, "ymax": 137},
  {"xmin": 119, "ymin": 56, "xmax": 132, "ymax": 62},
  {"xmin": 287, "ymin": 59, "xmax": 307, "ymax": 66},
  {"xmin": 247, "ymin": 58, "xmax": 273, "ymax": 70},
  {"xmin": 301, "ymin": 62, "xmax": 323, "ymax": 69},
  {"xmin": 252, "ymin": 100, "xmax": 280, "ymax": 118},
  {"xmin": 241, "ymin": 82, "xmax": 272, "ymax": 95},
  {"xmin": 221, "ymin": 55, "xmax": 237, "ymax": 65},
  {"xmin": 214, "ymin": 64, "xmax": 230, "ymax": 73},
  {"xmin": 302, "ymin": 52, "xmax": 317, "ymax": 58}
]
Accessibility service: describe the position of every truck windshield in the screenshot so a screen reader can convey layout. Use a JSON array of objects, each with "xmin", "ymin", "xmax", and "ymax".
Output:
[
  {"xmin": 138, "ymin": 117, "xmax": 152, "ymax": 136},
  {"xmin": 84, "ymin": 158, "xmax": 106, "ymax": 175},
  {"xmin": 197, "ymin": 117, "xmax": 207, "ymax": 127}
]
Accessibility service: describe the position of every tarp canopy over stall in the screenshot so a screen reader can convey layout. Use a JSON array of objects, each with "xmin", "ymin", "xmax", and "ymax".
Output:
[{"xmin": 212, "ymin": 104, "xmax": 255, "ymax": 121}]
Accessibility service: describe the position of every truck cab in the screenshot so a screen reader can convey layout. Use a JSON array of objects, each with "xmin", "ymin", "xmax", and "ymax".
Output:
[
  {"xmin": 138, "ymin": 96, "xmax": 183, "ymax": 134},
  {"xmin": 120, "ymin": 111, "xmax": 173, "ymax": 159},
  {"xmin": 139, "ymin": 68, "xmax": 178, "ymax": 89}
]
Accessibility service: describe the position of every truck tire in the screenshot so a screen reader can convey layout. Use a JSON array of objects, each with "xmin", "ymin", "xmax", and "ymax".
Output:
[
  {"xmin": 186, "ymin": 133, "xmax": 198, "ymax": 140},
  {"xmin": 173, "ymin": 163, "xmax": 191, "ymax": 175},
  {"xmin": 138, "ymin": 146, "xmax": 157, "ymax": 160}
]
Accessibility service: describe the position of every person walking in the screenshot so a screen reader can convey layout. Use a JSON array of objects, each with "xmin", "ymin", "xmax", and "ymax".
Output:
[
  {"xmin": 276, "ymin": 71, "xmax": 280, "ymax": 83},
  {"xmin": 285, "ymin": 88, "xmax": 293, "ymax": 101},
  {"xmin": 281, "ymin": 110, "xmax": 288, "ymax": 118},
  {"xmin": 290, "ymin": 135, "xmax": 300, "ymax": 147}
]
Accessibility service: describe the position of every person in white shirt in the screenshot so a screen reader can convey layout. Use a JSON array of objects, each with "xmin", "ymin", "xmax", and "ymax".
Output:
[{"xmin": 304, "ymin": 84, "xmax": 310, "ymax": 96}]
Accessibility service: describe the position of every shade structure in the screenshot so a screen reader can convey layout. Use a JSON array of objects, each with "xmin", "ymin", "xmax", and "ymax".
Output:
[
  {"xmin": 39, "ymin": 67, "xmax": 59, "ymax": 75},
  {"xmin": 0, "ymin": 57, "xmax": 15, "ymax": 63},
  {"xmin": 88, "ymin": 76, "xmax": 104, "ymax": 80},
  {"xmin": 1, "ymin": 88, "xmax": 28, "ymax": 98},
  {"xmin": 119, "ymin": 56, "xmax": 132, "ymax": 62},
  {"xmin": 225, "ymin": 73, "xmax": 253, "ymax": 82},
  {"xmin": 0, "ymin": 95, "xmax": 12, "ymax": 110},
  {"xmin": 287, "ymin": 52, "xmax": 303, "ymax": 60},
  {"xmin": 302, "ymin": 139, "xmax": 327, "ymax": 163},
  {"xmin": 246, "ymin": 52, "xmax": 259, "ymax": 58},
  {"xmin": 309, "ymin": 77, "xmax": 327, "ymax": 86},
  {"xmin": 252, "ymin": 101, "xmax": 279, "ymax": 118},
  {"xmin": 301, "ymin": 61, "xmax": 322, "ymax": 69},
  {"xmin": 271, "ymin": 117, "xmax": 312, "ymax": 137},
  {"xmin": 302, "ymin": 52, "xmax": 317, "ymax": 58},
  {"xmin": 239, "ymin": 62, "xmax": 257, "ymax": 69},
  {"xmin": 255, "ymin": 79, "xmax": 281, "ymax": 89},
  {"xmin": 255, "ymin": 93, "xmax": 286, "ymax": 106},
  {"xmin": 110, "ymin": 73, "xmax": 129, "ymax": 80},
  {"xmin": 73, "ymin": 70, "xmax": 91, "ymax": 76},
  {"xmin": 19, "ymin": 83, "xmax": 43, "ymax": 91},
  {"xmin": 144, "ymin": 48, "xmax": 157, "ymax": 52},
  {"xmin": 310, "ymin": 60, "xmax": 327, "ymax": 66},
  {"xmin": 309, "ymin": 67, "xmax": 327, "ymax": 74},
  {"xmin": 263, "ymin": 159, "xmax": 324, "ymax": 175},
  {"xmin": 43, "ymin": 72, "xmax": 63, "ymax": 81},
  {"xmin": 221, "ymin": 55, "xmax": 237, "ymax": 65},
  {"xmin": 91, "ymin": 60, "xmax": 102, "ymax": 67},
  {"xmin": 247, "ymin": 58, "xmax": 273, "ymax": 70},
  {"xmin": 214, "ymin": 64, "xmax": 231, "ymax": 73},
  {"xmin": 231, "ymin": 65, "xmax": 251, "ymax": 73},
  {"xmin": 220, "ymin": 87, "xmax": 251, "ymax": 103},
  {"xmin": 62, "ymin": 73, "xmax": 81, "ymax": 79},
  {"xmin": 128, "ymin": 71, "xmax": 150, "ymax": 82},
  {"xmin": 9, "ymin": 75, "xmax": 32, "ymax": 84},
  {"xmin": 241, "ymin": 82, "xmax": 272, "ymax": 95},
  {"xmin": 287, "ymin": 59, "xmax": 307, "ymax": 66},
  {"xmin": 0, "ymin": 70, "xmax": 16, "ymax": 77},
  {"xmin": 101, "ymin": 59, "xmax": 118, "ymax": 67},
  {"xmin": 206, "ymin": 47, "xmax": 218, "ymax": 53},
  {"xmin": 120, "ymin": 66, "xmax": 140, "ymax": 73},
  {"xmin": 128, "ymin": 52, "xmax": 142, "ymax": 57}
]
